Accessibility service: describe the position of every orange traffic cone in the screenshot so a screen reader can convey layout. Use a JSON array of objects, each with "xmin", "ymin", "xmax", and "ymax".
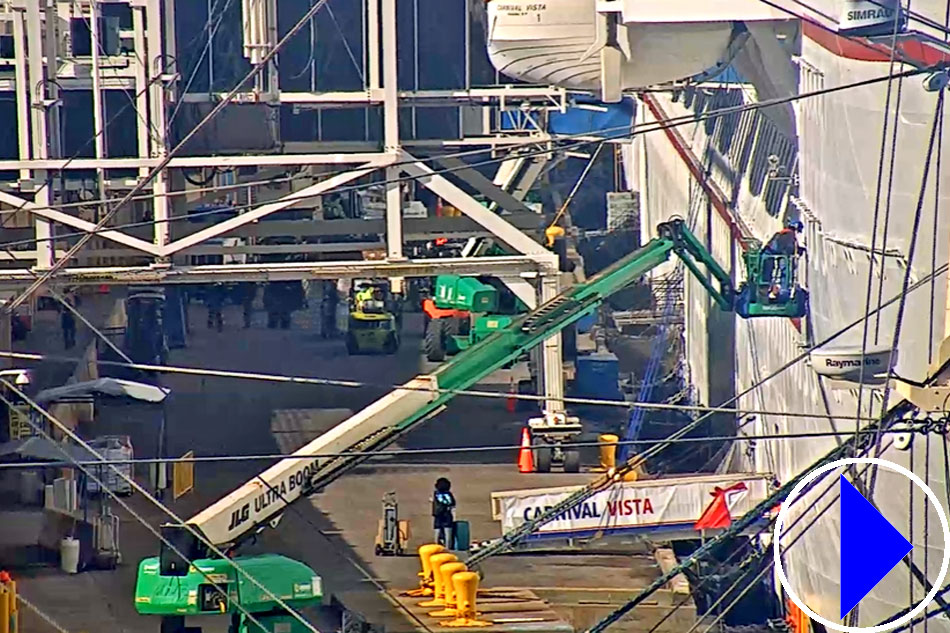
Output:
[
  {"xmin": 518, "ymin": 427, "xmax": 534, "ymax": 473},
  {"xmin": 506, "ymin": 377, "xmax": 517, "ymax": 413}
]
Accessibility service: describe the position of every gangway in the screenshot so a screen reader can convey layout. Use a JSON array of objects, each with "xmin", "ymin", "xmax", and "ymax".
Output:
[{"xmin": 135, "ymin": 218, "xmax": 806, "ymax": 632}]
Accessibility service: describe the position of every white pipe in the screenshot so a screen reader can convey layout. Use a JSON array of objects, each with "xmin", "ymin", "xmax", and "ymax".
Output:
[
  {"xmin": 242, "ymin": 0, "xmax": 251, "ymax": 59},
  {"xmin": 90, "ymin": 0, "xmax": 107, "ymax": 209},
  {"xmin": 11, "ymin": 10, "xmax": 30, "ymax": 181}
]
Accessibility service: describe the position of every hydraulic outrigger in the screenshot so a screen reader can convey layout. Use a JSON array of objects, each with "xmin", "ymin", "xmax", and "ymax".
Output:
[{"xmin": 135, "ymin": 218, "xmax": 807, "ymax": 632}]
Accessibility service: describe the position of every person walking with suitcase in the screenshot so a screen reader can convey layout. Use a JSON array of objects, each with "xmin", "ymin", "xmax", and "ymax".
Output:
[{"xmin": 432, "ymin": 477, "xmax": 457, "ymax": 549}]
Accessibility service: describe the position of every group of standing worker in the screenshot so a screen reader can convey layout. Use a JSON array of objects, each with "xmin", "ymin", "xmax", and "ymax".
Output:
[{"xmin": 203, "ymin": 281, "xmax": 306, "ymax": 332}]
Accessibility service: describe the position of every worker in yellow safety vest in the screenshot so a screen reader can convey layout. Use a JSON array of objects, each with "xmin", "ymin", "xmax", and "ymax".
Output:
[{"xmin": 355, "ymin": 286, "xmax": 375, "ymax": 311}]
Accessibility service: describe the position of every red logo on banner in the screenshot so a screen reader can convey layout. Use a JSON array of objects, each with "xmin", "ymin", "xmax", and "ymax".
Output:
[{"xmin": 693, "ymin": 482, "xmax": 749, "ymax": 530}]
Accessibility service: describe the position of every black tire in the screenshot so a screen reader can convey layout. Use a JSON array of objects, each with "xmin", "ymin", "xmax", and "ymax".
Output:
[
  {"xmin": 444, "ymin": 316, "xmax": 462, "ymax": 337},
  {"xmin": 346, "ymin": 333, "xmax": 359, "ymax": 355},
  {"xmin": 384, "ymin": 333, "xmax": 398, "ymax": 354},
  {"xmin": 424, "ymin": 318, "xmax": 446, "ymax": 362},
  {"xmin": 535, "ymin": 446, "xmax": 552, "ymax": 473},
  {"xmin": 375, "ymin": 544, "xmax": 383, "ymax": 556},
  {"xmin": 563, "ymin": 449, "xmax": 581, "ymax": 473}
]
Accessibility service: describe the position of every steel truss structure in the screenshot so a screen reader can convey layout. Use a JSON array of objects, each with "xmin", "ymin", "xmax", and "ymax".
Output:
[{"xmin": 0, "ymin": 0, "xmax": 582, "ymax": 411}]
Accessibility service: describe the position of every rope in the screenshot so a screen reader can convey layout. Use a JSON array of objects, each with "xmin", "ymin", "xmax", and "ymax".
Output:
[
  {"xmin": 583, "ymin": 406, "xmax": 912, "ymax": 633},
  {"xmin": 850, "ymin": 5, "xmax": 908, "ymax": 561},
  {"xmin": 0, "ymin": 349, "xmax": 881, "ymax": 420},
  {"xmin": 166, "ymin": 0, "xmax": 236, "ymax": 131},
  {"xmin": 0, "ymin": 384, "xmax": 322, "ymax": 633},
  {"xmin": 15, "ymin": 592, "xmax": 73, "ymax": 633},
  {"xmin": 866, "ymin": 90, "xmax": 946, "ymax": 499},
  {"xmin": 468, "ymin": 255, "xmax": 949, "ymax": 568},
  {"xmin": 0, "ymin": 70, "xmax": 930, "ymax": 261},
  {"xmin": 3, "ymin": 0, "xmax": 335, "ymax": 313},
  {"xmin": 0, "ymin": 425, "xmax": 945, "ymax": 471},
  {"xmin": 546, "ymin": 141, "xmax": 606, "ymax": 244}
]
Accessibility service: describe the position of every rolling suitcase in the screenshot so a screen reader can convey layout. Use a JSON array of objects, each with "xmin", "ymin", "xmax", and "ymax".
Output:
[{"xmin": 453, "ymin": 520, "xmax": 470, "ymax": 551}]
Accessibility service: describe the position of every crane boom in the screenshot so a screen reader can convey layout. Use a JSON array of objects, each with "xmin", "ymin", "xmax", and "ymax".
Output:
[{"xmin": 152, "ymin": 218, "xmax": 803, "ymax": 572}]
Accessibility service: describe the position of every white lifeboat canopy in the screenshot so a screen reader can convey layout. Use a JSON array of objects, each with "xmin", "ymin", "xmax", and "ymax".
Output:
[
  {"xmin": 809, "ymin": 344, "xmax": 896, "ymax": 382},
  {"xmin": 484, "ymin": 0, "xmax": 790, "ymax": 101}
]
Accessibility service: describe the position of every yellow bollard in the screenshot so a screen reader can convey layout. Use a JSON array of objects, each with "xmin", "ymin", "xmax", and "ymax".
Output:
[
  {"xmin": 8, "ymin": 579, "xmax": 15, "ymax": 633},
  {"xmin": 418, "ymin": 553, "xmax": 457, "ymax": 607},
  {"xmin": 404, "ymin": 544, "xmax": 445, "ymax": 597},
  {"xmin": 444, "ymin": 572, "xmax": 491, "ymax": 627},
  {"xmin": 599, "ymin": 434, "xmax": 619, "ymax": 471},
  {"xmin": 598, "ymin": 434, "xmax": 645, "ymax": 481},
  {"xmin": 0, "ymin": 571, "xmax": 13, "ymax": 633},
  {"xmin": 428, "ymin": 562, "xmax": 468, "ymax": 617},
  {"xmin": 0, "ymin": 585, "xmax": 7, "ymax": 633}
]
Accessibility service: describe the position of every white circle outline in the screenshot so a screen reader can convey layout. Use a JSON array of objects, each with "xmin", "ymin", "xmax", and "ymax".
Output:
[{"xmin": 773, "ymin": 457, "xmax": 950, "ymax": 633}]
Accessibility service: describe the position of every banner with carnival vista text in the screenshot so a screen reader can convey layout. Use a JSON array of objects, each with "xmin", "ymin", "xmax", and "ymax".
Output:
[{"xmin": 494, "ymin": 474, "xmax": 771, "ymax": 535}]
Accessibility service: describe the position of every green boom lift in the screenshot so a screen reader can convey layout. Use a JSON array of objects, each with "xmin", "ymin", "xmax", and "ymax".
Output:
[
  {"xmin": 134, "ymin": 218, "xmax": 806, "ymax": 633},
  {"xmin": 136, "ymin": 554, "xmax": 321, "ymax": 632},
  {"xmin": 422, "ymin": 275, "xmax": 529, "ymax": 362}
]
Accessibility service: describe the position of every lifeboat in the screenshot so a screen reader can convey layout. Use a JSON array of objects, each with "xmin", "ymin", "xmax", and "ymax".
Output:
[{"xmin": 484, "ymin": 0, "xmax": 792, "ymax": 101}]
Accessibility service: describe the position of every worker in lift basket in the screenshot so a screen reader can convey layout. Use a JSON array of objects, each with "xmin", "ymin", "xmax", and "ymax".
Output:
[
  {"xmin": 432, "ymin": 477, "xmax": 457, "ymax": 549},
  {"xmin": 762, "ymin": 220, "xmax": 805, "ymax": 301}
]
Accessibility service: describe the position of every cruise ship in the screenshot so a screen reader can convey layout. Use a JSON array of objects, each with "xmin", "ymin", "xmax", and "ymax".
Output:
[{"xmin": 485, "ymin": 0, "xmax": 950, "ymax": 628}]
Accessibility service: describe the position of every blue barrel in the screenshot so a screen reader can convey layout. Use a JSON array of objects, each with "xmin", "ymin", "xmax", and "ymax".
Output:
[
  {"xmin": 575, "ymin": 352, "xmax": 622, "ymax": 401},
  {"xmin": 453, "ymin": 521, "xmax": 471, "ymax": 551}
]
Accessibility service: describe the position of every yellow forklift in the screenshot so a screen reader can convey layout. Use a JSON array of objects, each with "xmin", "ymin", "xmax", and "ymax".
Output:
[{"xmin": 346, "ymin": 279, "xmax": 401, "ymax": 355}]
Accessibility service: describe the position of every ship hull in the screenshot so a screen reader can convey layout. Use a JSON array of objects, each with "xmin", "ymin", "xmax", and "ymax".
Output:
[{"xmin": 629, "ymin": 4, "xmax": 950, "ymax": 626}]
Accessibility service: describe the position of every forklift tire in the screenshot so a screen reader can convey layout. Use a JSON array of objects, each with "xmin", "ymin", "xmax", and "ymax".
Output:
[
  {"xmin": 384, "ymin": 334, "xmax": 398, "ymax": 354},
  {"xmin": 424, "ymin": 318, "xmax": 446, "ymax": 362},
  {"xmin": 535, "ymin": 446, "xmax": 553, "ymax": 473},
  {"xmin": 563, "ymin": 450, "xmax": 581, "ymax": 473},
  {"xmin": 346, "ymin": 334, "xmax": 359, "ymax": 355},
  {"xmin": 375, "ymin": 545, "xmax": 383, "ymax": 556}
]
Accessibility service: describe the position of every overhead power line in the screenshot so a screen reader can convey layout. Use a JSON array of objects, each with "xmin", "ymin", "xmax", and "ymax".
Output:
[
  {"xmin": 14, "ymin": 592, "xmax": 73, "ymax": 633},
  {"xmin": 0, "ymin": 349, "xmax": 881, "ymax": 421},
  {"xmin": 465, "ymin": 255, "xmax": 950, "ymax": 569},
  {"xmin": 0, "ymin": 67, "xmax": 929, "ymax": 256},
  {"xmin": 0, "ymin": 426, "xmax": 938, "ymax": 471},
  {"xmin": 0, "ymin": 381, "xmax": 322, "ymax": 633},
  {"xmin": 3, "ymin": 0, "xmax": 335, "ymax": 313},
  {"xmin": 583, "ymin": 403, "xmax": 914, "ymax": 633}
]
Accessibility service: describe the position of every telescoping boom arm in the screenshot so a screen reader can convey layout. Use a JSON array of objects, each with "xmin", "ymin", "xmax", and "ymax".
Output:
[{"xmin": 155, "ymin": 219, "xmax": 755, "ymax": 570}]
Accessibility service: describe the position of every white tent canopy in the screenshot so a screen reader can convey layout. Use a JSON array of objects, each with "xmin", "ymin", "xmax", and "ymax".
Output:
[{"xmin": 35, "ymin": 378, "xmax": 169, "ymax": 405}]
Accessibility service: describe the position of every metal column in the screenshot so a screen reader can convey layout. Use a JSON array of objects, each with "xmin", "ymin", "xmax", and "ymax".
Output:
[
  {"xmin": 382, "ymin": 0, "xmax": 405, "ymax": 298},
  {"xmin": 367, "ymin": 0, "xmax": 380, "ymax": 90},
  {"xmin": 132, "ymin": 5, "xmax": 152, "ymax": 184},
  {"xmin": 11, "ymin": 8, "xmax": 30, "ymax": 183},
  {"xmin": 90, "ymin": 0, "xmax": 108, "ymax": 208},
  {"xmin": 540, "ymin": 274, "xmax": 565, "ymax": 414},
  {"xmin": 26, "ymin": 2, "xmax": 53, "ymax": 268},
  {"xmin": 147, "ymin": 0, "xmax": 170, "ymax": 249}
]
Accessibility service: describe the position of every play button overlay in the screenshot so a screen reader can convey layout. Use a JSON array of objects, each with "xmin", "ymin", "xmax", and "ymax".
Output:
[
  {"xmin": 774, "ymin": 457, "xmax": 950, "ymax": 633},
  {"xmin": 839, "ymin": 475, "xmax": 914, "ymax": 620}
]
